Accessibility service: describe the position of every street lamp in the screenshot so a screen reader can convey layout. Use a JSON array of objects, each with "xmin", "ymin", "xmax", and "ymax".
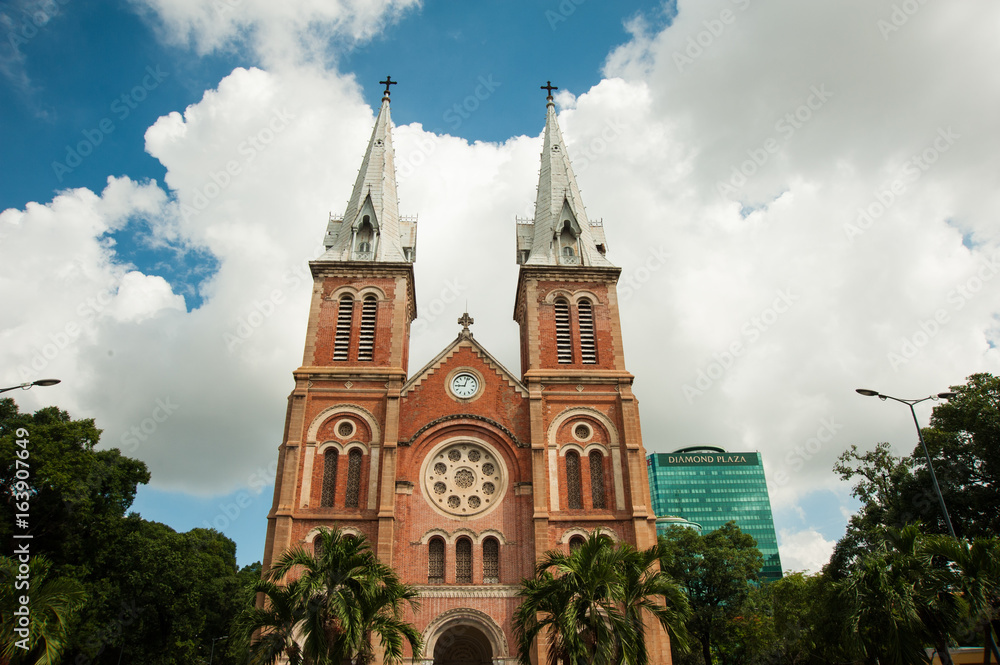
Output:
[
  {"xmin": 0, "ymin": 379, "xmax": 61, "ymax": 394},
  {"xmin": 855, "ymin": 387, "xmax": 958, "ymax": 538},
  {"xmin": 209, "ymin": 635, "xmax": 227, "ymax": 664}
]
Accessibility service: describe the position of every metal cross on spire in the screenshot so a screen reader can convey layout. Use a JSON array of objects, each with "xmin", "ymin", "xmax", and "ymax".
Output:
[
  {"xmin": 380, "ymin": 76, "xmax": 397, "ymax": 97},
  {"xmin": 540, "ymin": 80, "xmax": 558, "ymax": 99}
]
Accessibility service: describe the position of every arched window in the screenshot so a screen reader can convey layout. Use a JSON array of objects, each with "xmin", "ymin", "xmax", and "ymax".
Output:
[
  {"xmin": 578, "ymin": 299, "xmax": 596, "ymax": 364},
  {"xmin": 569, "ymin": 535, "xmax": 586, "ymax": 551},
  {"xmin": 428, "ymin": 537, "xmax": 445, "ymax": 584},
  {"xmin": 345, "ymin": 449, "xmax": 363, "ymax": 508},
  {"xmin": 554, "ymin": 298, "xmax": 572, "ymax": 364},
  {"xmin": 566, "ymin": 451, "xmax": 582, "ymax": 509},
  {"xmin": 314, "ymin": 537, "xmax": 325, "ymax": 559},
  {"xmin": 456, "ymin": 537, "xmax": 472, "ymax": 584},
  {"xmin": 334, "ymin": 295, "xmax": 353, "ymax": 361},
  {"xmin": 355, "ymin": 217, "xmax": 374, "ymax": 258},
  {"xmin": 589, "ymin": 450, "xmax": 606, "ymax": 509},
  {"xmin": 559, "ymin": 221, "xmax": 577, "ymax": 263},
  {"xmin": 483, "ymin": 537, "xmax": 499, "ymax": 584},
  {"xmin": 358, "ymin": 295, "xmax": 377, "ymax": 361},
  {"xmin": 320, "ymin": 449, "xmax": 338, "ymax": 507}
]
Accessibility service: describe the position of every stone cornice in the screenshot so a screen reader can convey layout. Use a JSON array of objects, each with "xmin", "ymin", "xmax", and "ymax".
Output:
[{"xmin": 412, "ymin": 585, "xmax": 520, "ymax": 598}]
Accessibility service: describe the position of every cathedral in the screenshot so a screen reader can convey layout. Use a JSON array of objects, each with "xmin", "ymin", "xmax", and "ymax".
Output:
[{"xmin": 261, "ymin": 80, "xmax": 670, "ymax": 665}]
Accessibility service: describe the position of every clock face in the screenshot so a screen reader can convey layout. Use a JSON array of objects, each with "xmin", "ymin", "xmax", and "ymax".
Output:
[{"xmin": 451, "ymin": 372, "xmax": 479, "ymax": 398}]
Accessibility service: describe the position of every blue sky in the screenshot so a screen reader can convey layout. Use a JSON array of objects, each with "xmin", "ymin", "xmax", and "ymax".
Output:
[{"xmin": 3, "ymin": 0, "xmax": 998, "ymax": 571}]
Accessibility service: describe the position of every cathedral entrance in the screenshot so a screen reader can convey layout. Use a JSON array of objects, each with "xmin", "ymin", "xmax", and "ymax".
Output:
[{"xmin": 431, "ymin": 623, "xmax": 494, "ymax": 665}]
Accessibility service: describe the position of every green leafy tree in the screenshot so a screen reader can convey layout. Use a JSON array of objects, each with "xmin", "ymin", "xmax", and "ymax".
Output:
[
  {"xmin": 658, "ymin": 522, "xmax": 763, "ymax": 665},
  {"xmin": 0, "ymin": 555, "xmax": 85, "ymax": 664}
]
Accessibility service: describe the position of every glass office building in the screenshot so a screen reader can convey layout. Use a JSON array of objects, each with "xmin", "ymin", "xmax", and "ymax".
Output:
[{"xmin": 647, "ymin": 446, "xmax": 783, "ymax": 581}]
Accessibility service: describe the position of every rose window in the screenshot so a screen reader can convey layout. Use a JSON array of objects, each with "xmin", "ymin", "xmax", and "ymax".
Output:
[{"xmin": 423, "ymin": 441, "xmax": 507, "ymax": 517}]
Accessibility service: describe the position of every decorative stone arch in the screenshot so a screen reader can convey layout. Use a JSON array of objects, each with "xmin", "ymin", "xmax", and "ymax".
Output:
[
  {"xmin": 302, "ymin": 405, "xmax": 382, "ymax": 510},
  {"xmin": 451, "ymin": 528, "xmax": 478, "ymax": 544},
  {"xmin": 304, "ymin": 525, "xmax": 363, "ymax": 544},
  {"xmin": 558, "ymin": 526, "xmax": 620, "ymax": 544},
  {"xmin": 328, "ymin": 285, "xmax": 360, "ymax": 301},
  {"xmin": 475, "ymin": 529, "xmax": 507, "ymax": 545},
  {"xmin": 557, "ymin": 442, "xmax": 584, "ymax": 457},
  {"xmin": 583, "ymin": 442, "xmax": 609, "ymax": 457},
  {"xmin": 543, "ymin": 288, "xmax": 574, "ymax": 304},
  {"xmin": 546, "ymin": 407, "xmax": 624, "ymax": 511},
  {"xmin": 570, "ymin": 289, "xmax": 602, "ymax": 305},
  {"xmin": 423, "ymin": 608, "xmax": 509, "ymax": 663},
  {"xmin": 419, "ymin": 528, "xmax": 450, "ymax": 545},
  {"xmin": 356, "ymin": 285, "xmax": 387, "ymax": 301},
  {"xmin": 317, "ymin": 440, "xmax": 370, "ymax": 455}
]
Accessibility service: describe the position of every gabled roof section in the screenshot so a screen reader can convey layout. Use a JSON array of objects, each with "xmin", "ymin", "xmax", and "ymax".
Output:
[
  {"xmin": 320, "ymin": 93, "xmax": 415, "ymax": 263},
  {"xmin": 401, "ymin": 334, "xmax": 529, "ymax": 398},
  {"xmin": 519, "ymin": 96, "xmax": 613, "ymax": 268}
]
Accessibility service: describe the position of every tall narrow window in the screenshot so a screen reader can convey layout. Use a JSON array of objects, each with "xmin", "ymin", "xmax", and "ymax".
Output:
[
  {"xmin": 566, "ymin": 451, "xmax": 582, "ymax": 509},
  {"xmin": 559, "ymin": 221, "xmax": 578, "ymax": 264},
  {"xmin": 578, "ymin": 299, "xmax": 596, "ymax": 364},
  {"xmin": 314, "ymin": 537, "xmax": 325, "ymax": 559},
  {"xmin": 357, "ymin": 296, "xmax": 377, "ymax": 361},
  {"xmin": 334, "ymin": 296, "xmax": 353, "ymax": 361},
  {"xmin": 428, "ymin": 537, "xmax": 445, "ymax": 584},
  {"xmin": 590, "ymin": 450, "xmax": 606, "ymax": 509},
  {"xmin": 483, "ymin": 538, "xmax": 499, "ymax": 584},
  {"xmin": 456, "ymin": 538, "xmax": 473, "ymax": 583},
  {"xmin": 355, "ymin": 217, "xmax": 374, "ymax": 259},
  {"xmin": 345, "ymin": 449, "xmax": 362, "ymax": 508},
  {"xmin": 321, "ymin": 449, "xmax": 338, "ymax": 507},
  {"xmin": 555, "ymin": 298, "xmax": 572, "ymax": 363}
]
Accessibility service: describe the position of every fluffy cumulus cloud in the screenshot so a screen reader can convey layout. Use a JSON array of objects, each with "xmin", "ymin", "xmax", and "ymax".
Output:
[{"xmin": 3, "ymin": 0, "xmax": 999, "ymax": 569}]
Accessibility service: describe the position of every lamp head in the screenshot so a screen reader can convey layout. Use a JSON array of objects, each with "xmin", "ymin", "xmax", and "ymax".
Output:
[
  {"xmin": 856, "ymin": 389, "xmax": 880, "ymax": 397},
  {"xmin": 937, "ymin": 392, "xmax": 958, "ymax": 399},
  {"xmin": 33, "ymin": 379, "xmax": 61, "ymax": 387}
]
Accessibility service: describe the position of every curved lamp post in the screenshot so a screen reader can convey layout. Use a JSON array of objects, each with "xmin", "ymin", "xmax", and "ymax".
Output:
[
  {"xmin": 0, "ymin": 379, "xmax": 61, "ymax": 394},
  {"xmin": 855, "ymin": 388, "xmax": 957, "ymax": 538},
  {"xmin": 209, "ymin": 636, "xmax": 227, "ymax": 664}
]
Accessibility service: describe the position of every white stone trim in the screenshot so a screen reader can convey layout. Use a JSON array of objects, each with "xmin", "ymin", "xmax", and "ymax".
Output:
[
  {"xmin": 559, "ymin": 526, "xmax": 619, "ymax": 544},
  {"xmin": 417, "ymin": 528, "xmax": 508, "ymax": 545},
  {"xmin": 305, "ymin": 404, "xmax": 381, "ymax": 444},
  {"xmin": 419, "ymin": 529, "xmax": 450, "ymax": 545},
  {"xmin": 422, "ymin": 607, "xmax": 509, "ymax": 658}
]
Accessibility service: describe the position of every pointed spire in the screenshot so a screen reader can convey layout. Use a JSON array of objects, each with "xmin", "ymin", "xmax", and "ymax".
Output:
[
  {"xmin": 321, "ymin": 78, "xmax": 415, "ymax": 263},
  {"xmin": 518, "ymin": 84, "xmax": 612, "ymax": 267}
]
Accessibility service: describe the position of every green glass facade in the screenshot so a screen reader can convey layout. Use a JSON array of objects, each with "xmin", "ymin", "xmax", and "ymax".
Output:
[{"xmin": 647, "ymin": 449, "xmax": 783, "ymax": 581}]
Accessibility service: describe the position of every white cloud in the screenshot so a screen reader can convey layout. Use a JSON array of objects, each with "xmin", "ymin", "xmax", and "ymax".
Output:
[{"xmin": 779, "ymin": 528, "xmax": 836, "ymax": 574}]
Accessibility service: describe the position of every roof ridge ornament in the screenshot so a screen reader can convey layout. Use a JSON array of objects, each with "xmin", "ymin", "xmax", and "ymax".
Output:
[
  {"xmin": 380, "ymin": 75, "xmax": 397, "ymax": 99},
  {"xmin": 541, "ymin": 80, "xmax": 558, "ymax": 103},
  {"xmin": 458, "ymin": 312, "xmax": 474, "ymax": 339}
]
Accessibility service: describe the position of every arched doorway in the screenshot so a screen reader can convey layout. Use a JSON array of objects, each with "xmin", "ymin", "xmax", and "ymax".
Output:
[{"xmin": 432, "ymin": 624, "xmax": 493, "ymax": 665}]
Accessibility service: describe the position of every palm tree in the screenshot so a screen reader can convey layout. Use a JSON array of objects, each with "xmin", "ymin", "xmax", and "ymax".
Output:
[
  {"xmin": 237, "ymin": 577, "xmax": 305, "ymax": 665},
  {"xmin": 617, "ymin": 541, "xmax": 690, "ymax": 665},
  {"xmin": 0, "ymin": 555, "xmax": 85, "ymax": 665},
  {"xmin": 251, "ymin": 527, "xmax": 421, "ymax": 665},
  {"xmin": 513, "ymin": 531, "xmax": 689, "ymax": 665}
]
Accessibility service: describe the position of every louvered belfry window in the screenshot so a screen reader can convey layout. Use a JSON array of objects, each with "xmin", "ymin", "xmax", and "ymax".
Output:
[
  {"xmin": 333, "ymin": 296, "xmax": 353, "ymax": 361},
  {"xmin": 578, "ymin": 299, "xmax": 597, "ymax": 364},
  {"xmin": 321, "ymin": 449, "xmax": 338, "ymax": 507},
  {"xmin": 428, "ymin": 538, "xmax": 445, "ymax": 583},
  {"xmin": 555, "ymin": 298, "xmax": 572, "ymax": 363},
  {"xmin": 357, "ymin": 296, "xmax": 377, "ymax": 361},
  {"xmin": 590, "ymin": 450, "xmax": 606, "ymax": 509},
  {"xmin": 345, "ymin": 449, "xmax": 362, "ymax": 508},
  {"xmin": 483, "ymin": 538, "xmax": 499, "ymax": 583},
  {"xmin": 566, "ymin": 451, "xmax": 583, "ymax": 509},
  {"xmin": 456, "ymin": 538, "xmax": 473, "ymax": 583}
]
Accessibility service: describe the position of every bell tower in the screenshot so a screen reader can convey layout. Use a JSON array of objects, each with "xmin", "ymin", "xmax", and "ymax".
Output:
[{"xmin": 262, "ymin": 77, "xmax": 416, "ymax": 571}]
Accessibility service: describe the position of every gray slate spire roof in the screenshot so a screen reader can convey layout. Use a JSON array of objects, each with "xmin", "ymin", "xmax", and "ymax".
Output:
[
  {"xmin": 320, "ymin": 93, "xmax": 416, "ymax": 263},
  {"xmin": 516, "ymin": 96, "xmax": 612, "ymax": 267}
]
